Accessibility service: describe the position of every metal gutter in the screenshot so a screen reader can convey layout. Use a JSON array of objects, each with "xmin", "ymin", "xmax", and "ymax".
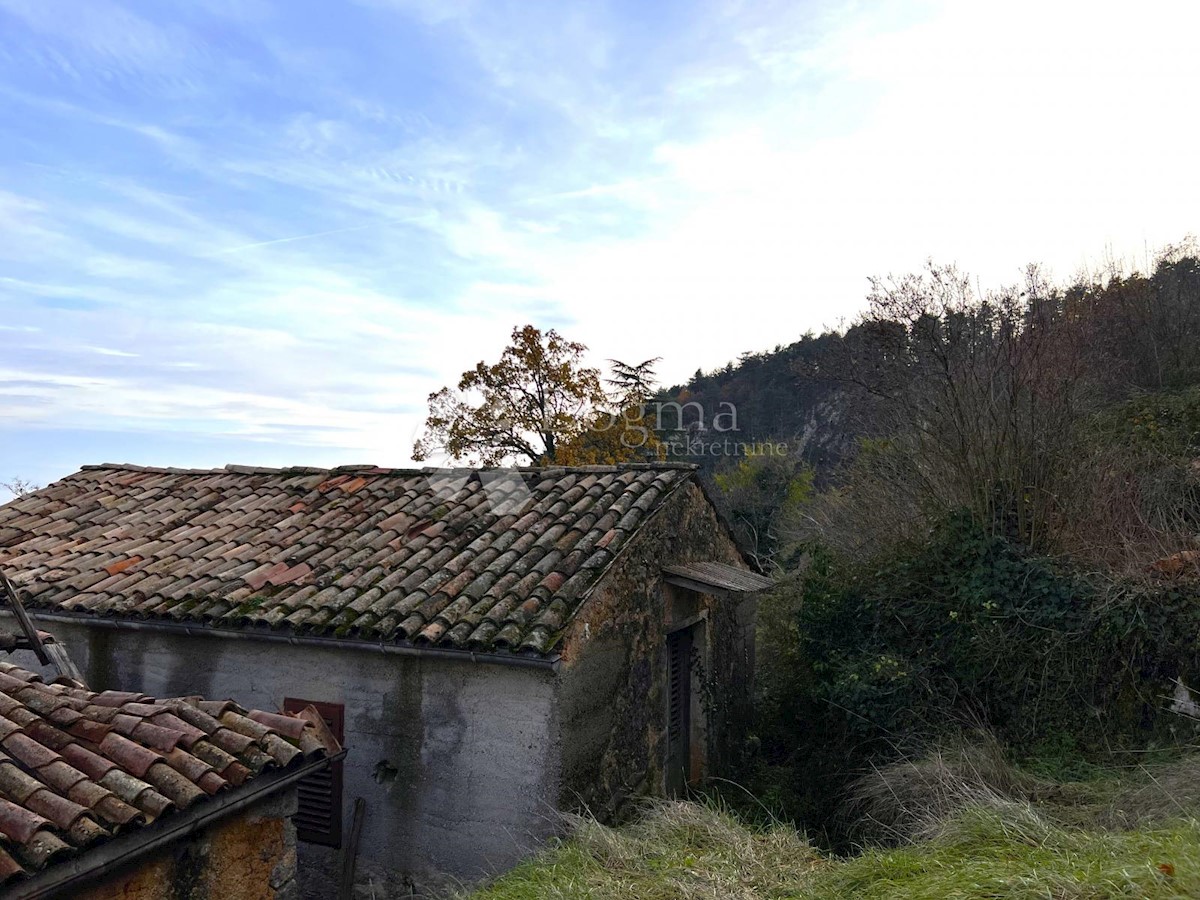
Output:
[
  {"xmin": 0, "ymin": 611, "xmax": 559, "ymax": 672},
  {"xmin": 11, "ymin": 750, "xmax": 346, "ymax": 900}
]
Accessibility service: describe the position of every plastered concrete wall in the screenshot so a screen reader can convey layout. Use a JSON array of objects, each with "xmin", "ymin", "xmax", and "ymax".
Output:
[
  {"xmin": 554, "ymin": 481, "xmax": 756, "ymax": 818},
  {"xmin": 4, "ymin": 622, "xmax": 562, "ymax": 898},
  {"xmin": 74, "ymin": 791, "xmax": 297, "ymax": 900}
]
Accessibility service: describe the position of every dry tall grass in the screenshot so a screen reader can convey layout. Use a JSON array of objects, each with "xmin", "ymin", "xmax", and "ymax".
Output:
[
  {"xmin": 843, "ymin": 735, "xmax": 1054, "ymax": 845},
  {"xmin": 467, "ymin": 800, "xmax": 818, "ymax": 900},
  {"xmin": 847, "ymin": 735, "xmax": 1200, "ymax": 844},
  {"xmin": 470, "ymin": 742, "xmax": 1200, "ymax": 900}
]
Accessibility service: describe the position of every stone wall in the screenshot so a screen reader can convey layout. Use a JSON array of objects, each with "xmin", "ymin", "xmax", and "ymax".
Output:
[
  {"xmin": 76, "ymin": 790, "xmax": 298, "ymax": 900},
  {"xmin": 555, "ymin": 480, "xmax": 755, "ymax": 817}
]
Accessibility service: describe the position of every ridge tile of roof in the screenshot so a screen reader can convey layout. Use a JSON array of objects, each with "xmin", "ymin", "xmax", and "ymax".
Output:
[
  {"xmin": 0, "ymin": 660, "xmax": 339, "ymax": 887},
  {"xmin": 0, "ymin": 464, "xmax": 696, "ymax": 656}
]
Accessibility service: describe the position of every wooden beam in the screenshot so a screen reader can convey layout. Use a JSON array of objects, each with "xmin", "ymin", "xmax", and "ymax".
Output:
[
  {"xmin": 0, "ymin": 571, "xmax": 49, "ymax": 666},
  {"xmin": 338, "ymin": 797, "xmax": 367, "ymax": 900}
]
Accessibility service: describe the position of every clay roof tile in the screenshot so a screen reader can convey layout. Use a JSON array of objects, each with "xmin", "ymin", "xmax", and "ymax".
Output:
[{"xmin": 0, "ymin": 463, "xmax": 698, "ymax": 655}]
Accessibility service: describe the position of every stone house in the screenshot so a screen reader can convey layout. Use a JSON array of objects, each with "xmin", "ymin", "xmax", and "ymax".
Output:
[
  {"xmin": 0, "ymin": 655, "xmax": 340, "ymax": 899},
  {"xmin": 0, "ymin": 462, "xmax": 769, "ymax": 896}
]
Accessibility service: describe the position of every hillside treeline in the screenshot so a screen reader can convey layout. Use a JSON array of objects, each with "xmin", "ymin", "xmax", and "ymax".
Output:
[
  {"xmin": 672, "ymin": 242, "xmax": 1200, "ymax": 841},
  {"xmin": 671, "ymin": 243, "xmax": 1200, "ymax": 572}
]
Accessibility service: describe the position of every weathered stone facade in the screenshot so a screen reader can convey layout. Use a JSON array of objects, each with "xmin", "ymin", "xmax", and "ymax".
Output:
[
  {"xmin": 556, "ymin": 480, "xmax": 755, "ymax": 817},
  {"xmin": 75, "ymin": 791, "xmax": 299, "ymax": 900}
]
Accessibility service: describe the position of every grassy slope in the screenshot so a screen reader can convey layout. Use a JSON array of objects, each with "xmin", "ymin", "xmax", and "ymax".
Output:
[
  {"xmin": 468, "ymin": 802, "xmax": 818, "ymax": 900},
  {"xmin": 469, "ymin": 758, "xmax": 1200, "ymax": 900},
  {"xmin": 813, "ymin": 810, "xmax": 1200, "ymax": 900}
]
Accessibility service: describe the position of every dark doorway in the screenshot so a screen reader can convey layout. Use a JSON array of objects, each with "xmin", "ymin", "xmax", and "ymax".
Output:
[{"xmin": 665, "ymin": 626, "xmax": 693, "ymax": 796}]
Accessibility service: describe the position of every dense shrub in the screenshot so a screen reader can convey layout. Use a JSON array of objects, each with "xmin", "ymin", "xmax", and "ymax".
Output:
[
  {"xmin": 799, "ymin": 515, "xmax": 1094, "ymax": 748},
  {"xmin": 741, "ymin": 515, "xmax": 1200, "ymax": 839}
]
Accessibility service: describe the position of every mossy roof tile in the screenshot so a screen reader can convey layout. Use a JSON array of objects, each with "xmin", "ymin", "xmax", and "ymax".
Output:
[
  {"xmin": 0, "ymin": 660, "xmax": 338, "ymax": 886},
  {"xmin": 0, "ymin": 463, "xmax": 695, "ymax": 656}
]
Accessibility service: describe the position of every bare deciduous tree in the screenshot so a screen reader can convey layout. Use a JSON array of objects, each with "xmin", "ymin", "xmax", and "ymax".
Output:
[
  {"xmin": 1, "ymin": 477, "xmax": 38, "ymax": 499},
  {"xmin": 812, "ymin": 263, "xmax": 1091, "ymax": 554}
]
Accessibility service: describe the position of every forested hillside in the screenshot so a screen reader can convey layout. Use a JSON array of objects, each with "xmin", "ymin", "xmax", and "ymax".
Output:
[
  {"xmin": 666, "ymin": 244, "xmax": 1200, "ymax": 572},
  {"xmin": 665, "ymin": 241, "xmax": 1200, "ymax": 837},
  {"xmin": 663, "ymin": 331, "xmax": 857, "ymax": 473},
  {"xmin": 670, "ymin": 245, "xmax": 1200, "ymax": 466}
]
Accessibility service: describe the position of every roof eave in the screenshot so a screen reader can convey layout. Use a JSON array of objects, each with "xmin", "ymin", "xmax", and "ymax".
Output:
[
  {"xmin": 9, "ymin": 751, "xmax": 344, "ymax": 900},
  {"xmin": 0, "ymin": 609, "xmax": 561, "ymax": 670}
]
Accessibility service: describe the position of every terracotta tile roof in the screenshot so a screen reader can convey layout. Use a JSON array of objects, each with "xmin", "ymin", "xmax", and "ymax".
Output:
[
  {"xmin": 0, "ymin": 633, "xmax": 57, "ymax": 656},
  {"xmin": 0, "ymin": 660, "xmax": 338, "ymax": 886},
  {"xmin": 0, "ymin": 463, "xmax": 695, "ymax": 656}
]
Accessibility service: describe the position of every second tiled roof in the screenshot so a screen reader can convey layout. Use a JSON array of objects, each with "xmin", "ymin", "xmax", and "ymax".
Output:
[
  {"xmin": 0, "ymin": 660, "xmax": 338, "ymax": 886},
  {"xmin": 0, "ymin": 463, "xmax": 694, "ymax": 655}
]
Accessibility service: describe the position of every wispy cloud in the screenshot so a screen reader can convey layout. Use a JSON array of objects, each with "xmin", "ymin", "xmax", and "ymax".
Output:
[{"xmin": 0, "ymin": 0, "xmax": 1196, "ymax": 486}]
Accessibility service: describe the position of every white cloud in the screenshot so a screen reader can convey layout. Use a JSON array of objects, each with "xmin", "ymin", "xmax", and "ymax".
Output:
[
  {"xmin": 1, "ymin": 0, "xmax": 1196, "ymax": 480},
  {"xmin": 418, "ymin": 0, "xmax": 1200, "ymax": 381}
]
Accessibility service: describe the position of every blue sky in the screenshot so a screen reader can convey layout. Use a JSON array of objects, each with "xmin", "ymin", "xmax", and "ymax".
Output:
[{"xmin": 2, "ymin": 0, "xmax": 1198, "ymax": 487}]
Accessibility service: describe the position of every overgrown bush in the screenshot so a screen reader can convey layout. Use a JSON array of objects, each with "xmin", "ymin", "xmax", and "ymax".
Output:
[
  {"xmin": 1057, "ymin": 388, "xmax": 1200, "ymax": 570},
  {"xmin": 740, "ymin": 513, "xmax": 1200, "ymax": 841},
  {"xmin": 697, "ymin": 244, "xmax": 1200, "ymax": 846},
  {"xmin": 776, "ymin": 249, "xmax": 1200, "ymax": 572},
  {"xmin": 711, "ymin": 453, "xmax": 813, "ymax": 570}
]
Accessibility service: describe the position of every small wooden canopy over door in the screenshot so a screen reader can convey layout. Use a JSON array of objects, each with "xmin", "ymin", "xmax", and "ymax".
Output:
[{"xmin": 662, "ymin": 561, "xmax": 773, "ymax": 596}]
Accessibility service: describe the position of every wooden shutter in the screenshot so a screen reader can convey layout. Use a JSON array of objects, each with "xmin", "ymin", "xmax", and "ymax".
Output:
[
  {"xmin": 666, "ymin": 629, "xmax": 692, "ymax": 793},
  {"xmin": 283, "ymin": 698, "xmax": 344, "ymax": 847}
]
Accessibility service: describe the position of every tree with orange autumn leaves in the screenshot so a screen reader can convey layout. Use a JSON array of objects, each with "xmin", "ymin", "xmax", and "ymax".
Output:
[{"xmin": 413, "ymin": 325, "xmax": 664, "ymax": 466}]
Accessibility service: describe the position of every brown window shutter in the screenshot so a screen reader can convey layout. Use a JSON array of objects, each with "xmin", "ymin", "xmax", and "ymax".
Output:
[
  {"xmin": 284, "ymin": 698, "xmax": 344, "ymax": 847},
  {"xmin": 666, "ymin": 628, "xmax": 692, "ymax": 794}
]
